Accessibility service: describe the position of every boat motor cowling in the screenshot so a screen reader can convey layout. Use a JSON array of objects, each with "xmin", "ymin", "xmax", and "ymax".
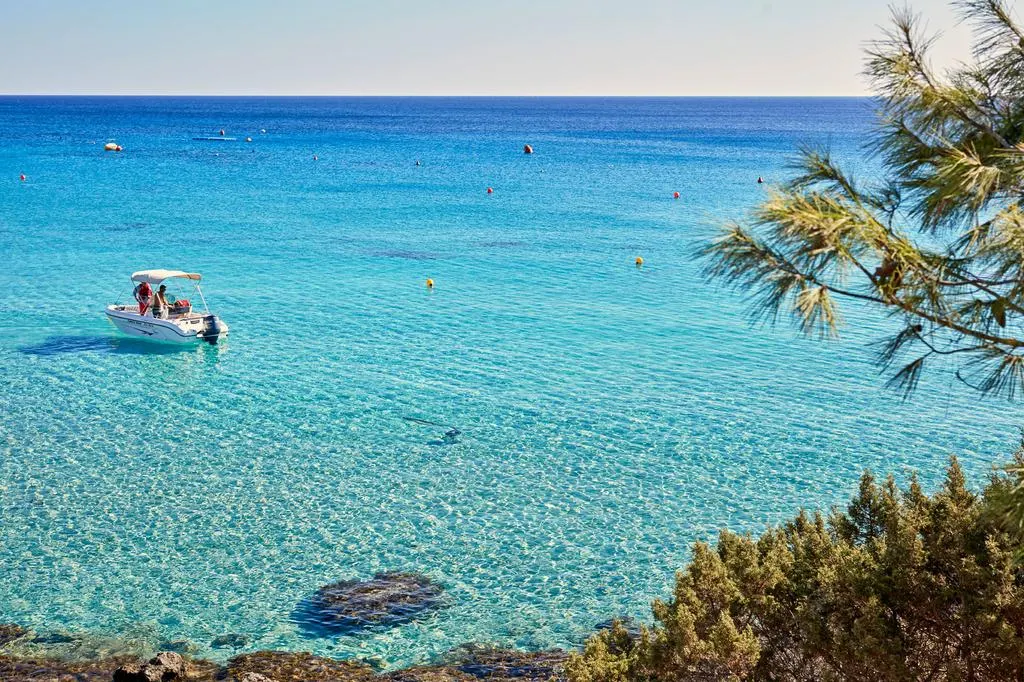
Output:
[{"xmin": 201, "ymin": 315, "xmax": 224, "ymax": 345}]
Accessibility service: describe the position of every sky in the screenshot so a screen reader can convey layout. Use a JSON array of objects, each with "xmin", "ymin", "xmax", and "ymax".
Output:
[{"xmin": 0, "ymin": 0, "xmax": 982, "ymax": 96}]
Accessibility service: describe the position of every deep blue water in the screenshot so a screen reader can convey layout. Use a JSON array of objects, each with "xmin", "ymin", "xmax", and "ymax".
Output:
[{"xmin": 0, "ymin": 96, "xmax": 1018, "ymax": 667}]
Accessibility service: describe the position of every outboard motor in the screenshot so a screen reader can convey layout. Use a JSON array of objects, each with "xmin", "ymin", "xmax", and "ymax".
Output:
[{"xmin": 200, "ymin": 315, "xmax": 224, "ymax": 345}]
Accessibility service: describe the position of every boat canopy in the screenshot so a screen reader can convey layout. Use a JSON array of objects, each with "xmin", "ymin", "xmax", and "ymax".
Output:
[{"xmin": 131, "ymin": 269, "xmax": 202, "ymax": 285}]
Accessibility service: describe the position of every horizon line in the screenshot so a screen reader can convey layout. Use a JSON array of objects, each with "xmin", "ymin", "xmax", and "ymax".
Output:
[{"xmin": 0, "ymin": 93, "xmax": 872, "ymax": 98}]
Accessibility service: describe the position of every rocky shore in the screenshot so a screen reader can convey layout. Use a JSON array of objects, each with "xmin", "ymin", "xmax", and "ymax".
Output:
[
  {"xmin": 0, "ymin": 644, "xmax": 568, "ymax": 682},
  {"xmin": 0, "ymin": 573, "xmax": 589, "ymax": 681}
]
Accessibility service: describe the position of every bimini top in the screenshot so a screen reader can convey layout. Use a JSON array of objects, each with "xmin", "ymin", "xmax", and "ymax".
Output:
[{"xmin": 131, "ymin": 269, "xmax": 202, "ymax": 285}]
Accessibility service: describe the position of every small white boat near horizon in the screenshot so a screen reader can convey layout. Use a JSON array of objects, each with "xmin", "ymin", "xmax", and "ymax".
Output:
[{"xmin": 106, "ymin": 269, "xmax": 229, "ymax": 345}]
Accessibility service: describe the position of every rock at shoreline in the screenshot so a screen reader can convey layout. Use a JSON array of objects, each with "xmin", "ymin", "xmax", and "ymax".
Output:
[
  {"xmin": 113, "ymin": 651, "xmax": 186, "ymax": 682},
  {"xmin": 0, "ymin": 645, "xmax": 568, "ymax": 682},
  {"xmin": 440, "ymin": 645, "xmax": 568, "ymax": 682},
  {"xmin": 236, "ymin": 673, "xmax": 274, "ymax": 682},
  {"xmin": 385, "ymin": 667, "xmax": 475, "ymax": 682},
  {"xmin": 112, "ymin": 662, "xmax": 160, "ymax": 682},
  {"xmin": 152, "ymin": 652, "xmax": 186, "ymax": 674},
  {"xmin": 0, "ymin": 654, "xmax": 140, "ymax": 682},
  {"xmin": 227, "ymin": 651, "xmax": 375, "ymax": 682},
  {"xmin": 211, "ymin": 633, "xmax": 250, "ymax": 650},
  {"xmin": 295, "ymin": 572, "xmax": 445, "ymax": 636},
  {"xmin": 0, "ymin": 624, "xmax": 29, "ymax": 645}
]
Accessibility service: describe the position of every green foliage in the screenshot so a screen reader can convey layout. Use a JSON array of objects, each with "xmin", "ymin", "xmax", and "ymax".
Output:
[
  {"xmin": 566, "ymin": 458, "xmax": 1024, "ymax": 681},
  {"xmin": 701, "ymin": 0, "xmax": 1024, "ymax": 397}
]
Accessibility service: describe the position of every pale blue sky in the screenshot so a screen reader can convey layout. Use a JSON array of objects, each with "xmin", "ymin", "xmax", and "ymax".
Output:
[{"xmin": 0, "ymin": 1, "xmax": 978, "ymax": 95}]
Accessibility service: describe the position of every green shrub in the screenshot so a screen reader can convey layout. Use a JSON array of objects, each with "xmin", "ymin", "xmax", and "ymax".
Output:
[{"xmin": 567, "ymin": 457, "xmax": 1024, "ymax": 681}]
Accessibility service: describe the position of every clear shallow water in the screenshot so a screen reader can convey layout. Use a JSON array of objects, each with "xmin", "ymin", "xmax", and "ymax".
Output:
[{"xmin": 0, "ymin": 96, "xmax": 1019, "ymax": 667}]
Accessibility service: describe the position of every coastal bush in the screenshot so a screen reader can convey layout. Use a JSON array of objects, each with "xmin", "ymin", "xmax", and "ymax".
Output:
[
  {"xmin": 701, "ymin": 0, "xmax": 1024, "ymax": 398},
  {"xmin": 565, "ymin": 456, "xmax": 1024, "ymax": 681}
]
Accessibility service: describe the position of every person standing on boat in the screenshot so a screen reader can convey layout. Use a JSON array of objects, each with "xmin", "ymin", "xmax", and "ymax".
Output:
[
  {"xmin": 134, "ymin": 281, "xmax": 152, "ymax": 315},
  {"xmin": 153, "ymin": 284, "xmax": 171, "ymax": 319}
]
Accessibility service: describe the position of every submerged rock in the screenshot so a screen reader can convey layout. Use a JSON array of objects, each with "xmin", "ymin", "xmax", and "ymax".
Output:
[
  {"xmin": 296, "ymin": 572, "xmax": 445, "ymax": 635},
  {"xmin": 211, "ymin": 634, "xmax": 250, "ymax": 650},
  {"xmin": 29, "ymin": 631, "xmax": 80, "ymax": 645},
  {"xmin": 227, "ymin": 651, "xmax": 374, "ymax": 682},
  {"xmin": 160, "ymin": 639, "xmax": 200, "ymax": 656},
  {"xmin": 0, "ymin": 624, "xmax": 28, "ymax": 645},
  {"xmin": 441, "ymin": 645, "xmax": 568, "ymax": 682}
]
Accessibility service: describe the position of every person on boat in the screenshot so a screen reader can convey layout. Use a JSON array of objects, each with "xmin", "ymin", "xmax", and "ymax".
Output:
[
  {"xmin": 153, "ymin": 284, "xmax": 171, "ymax": 319},
  {"xmin": 134, "ymin": 281, "xmax": 152, "ymax": 315}
]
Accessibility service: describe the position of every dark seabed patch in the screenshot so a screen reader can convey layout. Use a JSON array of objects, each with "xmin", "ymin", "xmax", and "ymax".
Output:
[
  {"xmin": 476, "ymin": 241, "xmax": 525, "ymax": 248},
  {"xmin": 293, "ymin": 572, "xmax": 447, "ymax": 637},
  {"xmin": 210, "ymin": 633, "xmax": 251, "ymax": 650},
  {"xmin": 370, "ymin": 250, "xmax": 442, "ymax": 261}
]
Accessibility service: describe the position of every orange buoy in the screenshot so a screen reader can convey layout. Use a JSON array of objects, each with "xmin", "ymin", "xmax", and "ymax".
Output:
[
  {"xmin": 426, "ymin": 278, "xmax": 434, "ymax": 288},
  {"xmin": 19, "ymin": 173, "xmax": 26, "ymax": 181},
  {"xmin": 673, "ymin": 191, "xmax": 680, "ymax": 199},
  {"xmin": 523, "ymin": 144, "xmax": 533, "ymax": 154},
  {"xmin": 486, "ymin": 187, "xmax": 493, "ymax": 194},
  {"xmin": 635, "ymin": 256, "xmax": 644, "ymax": 267}
]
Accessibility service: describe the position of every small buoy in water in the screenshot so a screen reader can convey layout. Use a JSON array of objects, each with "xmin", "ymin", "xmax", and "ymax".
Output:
[
  {"xmin": 19, "ymin": 173, "xmax": 25, "ymax": 181},
  {"xmin": 486, "ymin": 187, "xmax": 493, "ymax": 194},
  {"xmin": 426, "ymin": 278, "xmax": 434, "ymax": 288},
  {"xmin": 260, "ymin": 129, "xmax": 267, "ymax": 134},
  {"xmin": 757, "ymin": 176, "xmax": 764, "ymax": 184},
  {"xmin": 415, "ymin": 160, "xmax": 421, "ymax": 166},
  {"xmin": 673, "ymin": 191, "xmax": 680, "ymax": 199},
  {"xmin": 313, "ymin": 154, "xmax": 319, "ymax": 161},
  {"xmin": 115, "ymin": 145, "xmax": 122, "ymax": 152},
  {"xmin": 245, "ymin": 137, "xmax": 252, "ymax": 143},
  {"xmin": 635, "ymin": 256, "xmax": 644, "ymax": 267},
  {"xmin": 219, "ymin": 129, "xmax": 225, "ymax": 136},
  {"xmin": 523, "ymin": 144, "xmax": 533, "ymax": 154}
]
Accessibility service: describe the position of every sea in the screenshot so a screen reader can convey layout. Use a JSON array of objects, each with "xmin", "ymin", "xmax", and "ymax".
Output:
[{"xmin": 0, "ymin": 96, "xmax": 1018, "ymax": 668}]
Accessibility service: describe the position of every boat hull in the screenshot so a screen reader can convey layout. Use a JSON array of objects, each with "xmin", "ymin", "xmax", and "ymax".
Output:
[{"xmin": 105, "ymin": 307, "xmax": 229, "ymax": 344}]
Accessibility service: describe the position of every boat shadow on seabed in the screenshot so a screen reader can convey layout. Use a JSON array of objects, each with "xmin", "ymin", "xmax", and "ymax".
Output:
[{"xmin": 19, "ymin": 335, "xmax": 209, "ymax": 357}]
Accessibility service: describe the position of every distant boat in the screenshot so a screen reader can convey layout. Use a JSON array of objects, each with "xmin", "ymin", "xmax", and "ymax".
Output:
[{"xmin": 104, "ymin": 140, "xmax": 123, "ymax": 152}]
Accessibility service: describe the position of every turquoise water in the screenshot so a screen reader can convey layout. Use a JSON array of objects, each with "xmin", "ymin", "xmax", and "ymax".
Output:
[{"xmin": 0, "ymin": 97, "xmax": 1019, "ymax": 667}]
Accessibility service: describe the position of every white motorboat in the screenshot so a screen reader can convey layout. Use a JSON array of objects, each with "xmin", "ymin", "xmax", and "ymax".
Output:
[{"xmin": 105, "ymin": 269, "xmax": 230, "ymax": 344}]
